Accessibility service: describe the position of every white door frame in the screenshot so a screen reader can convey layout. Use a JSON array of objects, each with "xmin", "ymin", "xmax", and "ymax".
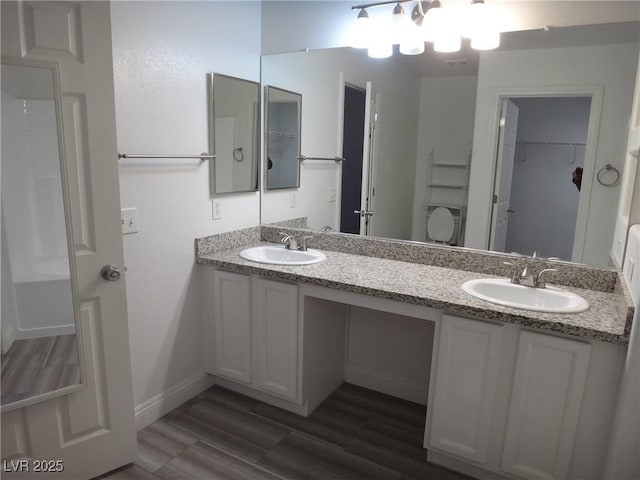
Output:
[{"xmin": 484, "ymin": 86, "xmax": 603, "ymax": 263}]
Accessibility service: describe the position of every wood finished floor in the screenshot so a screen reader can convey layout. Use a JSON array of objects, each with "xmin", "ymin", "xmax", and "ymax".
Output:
[
  {"xmin": 102, "ymin": 383, "xmax": 471, "ymax": 480},
  {"xmin": 1, "ymin": 334, "xmax": 81, "ymax": 405}
]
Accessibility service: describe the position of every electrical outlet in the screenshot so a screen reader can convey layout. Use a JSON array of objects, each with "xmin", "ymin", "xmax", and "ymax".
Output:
[
  {"xmin": 121, "ymin": 208, "xmax": 139, "ymax": 235},
  {"xmin": 213, "ymin": 199, "xmax": 222, "ymax": 220},
  {"xmin": 328, "ymin": 187, "xmax": 336, "ymax": 203},
  {"xmin": 290, "ymin": 191, "xmax": 297, "ymax": 208}
]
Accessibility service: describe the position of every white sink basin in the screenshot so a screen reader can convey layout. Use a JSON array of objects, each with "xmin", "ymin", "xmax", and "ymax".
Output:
[
  {"xmin": 239, "ymin": 245, "xmax": 326, "ymax": 265},
  {"xmin": 461, "ymin": 278, "xmax": 589, "ymax": 313}
]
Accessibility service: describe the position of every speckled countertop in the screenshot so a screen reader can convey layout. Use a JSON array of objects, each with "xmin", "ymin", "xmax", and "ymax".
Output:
[{"xmin": 197, "ymin": 241, "xmax": 633, "ymax": 346}]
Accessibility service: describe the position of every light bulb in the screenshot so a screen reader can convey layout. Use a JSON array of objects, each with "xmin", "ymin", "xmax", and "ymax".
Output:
[
  {"xmin": 465, "ymin": 0, "xmax": 501, "ymax": 50},
  {"xmin": 350, "ymin": 9, "xmax": 371, "ymax": 49},
  {"xmin": 434, "ymin": 31, "xmax": 461, "ymax": 53},
  {"xmin": 400, "ymin": 23, "xmax": 425, "ymax": 55},
  {"xmin": 433, "ymin": 8, "xmax": 461, "ymax": 53},
  {"xmin": 421, "ymin": 0, "xmax": 443, "ymax": 43},
  {"xmin": 368, "ymin": 17, "xmax": 392, "ymax": 58},
  {"xmin": 471, "ymin": 29, "xmax": 500, "ymax": 50}
]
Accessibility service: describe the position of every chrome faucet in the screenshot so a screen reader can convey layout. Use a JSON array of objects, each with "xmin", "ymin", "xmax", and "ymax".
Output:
[
  {"xmin": 279, "ymin": 233, "xmax": 298, "ymax": 250},
  {"xmin": 504, "ymin": 253, "xmax": 558, "ymax": 288},
  {"xmin": 504, "ymin": 261, "xmax": 537, "ymax": 287}
]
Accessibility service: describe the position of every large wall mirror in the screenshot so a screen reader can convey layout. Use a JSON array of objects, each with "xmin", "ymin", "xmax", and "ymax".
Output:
[
  {"xmin": 260, "ymin": 21, "xmax": 640, "ymax": 268},
  {"xmin": 208, "ymin": 73, "xmax": 260, "ymax": 194},
  {"xmin": 1, "ymin": 60, "xmax": 83, "ymax": 410},
  {"xmin": 264, "ymin": 85, "xmax": 302, "ymax": 190}
]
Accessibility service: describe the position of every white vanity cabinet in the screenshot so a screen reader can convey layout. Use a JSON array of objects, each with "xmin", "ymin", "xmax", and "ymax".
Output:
[
  {"xmin": 426, "ymin": 315, "xmax": 593, "ymax": 480},
  {"xmin": 501, "ymin": 331, "xmax": 591, "ymax": 480},
  {"xmin": 209, "ymin": 270, "xmax": 300, "ymax": 402},
  {"xmin": 212, "ymin": 270, "xmax": 253, "ymax": 384},
  {"xmin": 428, "ymin": 315, "xmax": 504, "ymax": 464},
  {"xmin": 253, "ymin": 277, "xmax": 299, "ymax": 400}
]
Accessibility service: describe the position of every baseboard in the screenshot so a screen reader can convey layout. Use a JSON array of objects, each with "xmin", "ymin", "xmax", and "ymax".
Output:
[
  {"xmin": 215, "ymin": 377, "xmax": 310, "ymax": 417},
  {"xmin": 345, "ymin": 363, "xmax": 428, "ymax": 405},
  {"xmin": 134, "ymin": 371, "xmax": 215, "ymax": 431},
  {"xmin": 428, "ymin": 450, "xmax": 510, "ymax": 480}
]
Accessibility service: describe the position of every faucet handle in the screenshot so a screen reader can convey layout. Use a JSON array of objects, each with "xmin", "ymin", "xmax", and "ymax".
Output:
[
  {"xmin": 299, "ymin": 235, "xmax": 314, "ymax": 251},
  {"xmin": 535, "ymin": 268, "xmax": 558, "ymax": 288},
  {"xmin": 279, "ymin": 232, "xmax": 297, "ymax": 250},
  {"xmin": 279, "ymin": 232, "xmax": 290, "ymax": 242}
]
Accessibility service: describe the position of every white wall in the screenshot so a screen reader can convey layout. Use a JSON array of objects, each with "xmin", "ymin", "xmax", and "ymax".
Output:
[
  {"xmin": 505, "ymin": 97, "xmax": 590, "ymax": 260},
  {"xmin": 110, "ymin": 1, "xmax": 261, "ymax": 409},
  {"xmin": 466, "ymin": 42, "xmax": 639, "ymax": 267},
  {"xmin": 412, "ymin": 76, "xmax": 477, "ymax": 242},
  {"xmin": 261, "ymin": 47, "xmax": 420, "ymax": 239}
]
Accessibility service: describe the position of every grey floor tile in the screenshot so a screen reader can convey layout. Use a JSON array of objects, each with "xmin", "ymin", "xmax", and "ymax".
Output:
[
  {"xmin": 328, "ymin": 384, "xmax": 426, "ymax": 428},
  {"xmin": 136, "ymin": 419, "xmax": 199, "ymax": 472},
  {"xmin": 154, "ymin": 441, "xmax": 282, "ymax": 480},
  {"xmin": 258, "ymin": 432, "xmax": 401, "ymax": 480},
  {"xmin": 164, "ymin": 412, "xmax": 270, "ymax": 463},
  {"xmin": 184, "ymin": 399, "xmax": 290, "ymax": 449},
  {"xmin": 250, "ymin": 401, "xmax": 366, "ymax": 447},
  {"xmin": 202, "ymin": 385, "xmax": 259, "ymax": 413},
  {"xmin": 99, "ymin": 464, "xmax": 158, "ymax": 480}
]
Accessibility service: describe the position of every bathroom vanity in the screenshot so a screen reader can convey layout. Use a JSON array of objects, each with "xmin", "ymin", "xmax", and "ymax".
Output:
[{"xmin": 196, "ymin": 227, "xmax": 633, "ymax": 480}]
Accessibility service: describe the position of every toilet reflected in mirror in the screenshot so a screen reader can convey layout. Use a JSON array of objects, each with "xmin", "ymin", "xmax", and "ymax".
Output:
[{"xmin": 1, "ymin": 62, "xmax": 82, "ymax": 409}]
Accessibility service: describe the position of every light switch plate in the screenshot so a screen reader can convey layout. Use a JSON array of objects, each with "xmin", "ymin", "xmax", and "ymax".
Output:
[
  {"xmin": 121, "ymin": 208, "xmax": 139, "ymax": 235},
  {"xmin": 328, "ymin": 187, "xmax": 336, "ymax": 203}
]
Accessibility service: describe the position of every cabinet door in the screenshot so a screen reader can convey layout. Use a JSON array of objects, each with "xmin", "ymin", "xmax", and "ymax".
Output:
[
  {"xmin": 428, "ymin": 315, "xmax": 503, "ymax": 464},
  {"xmin": 501, "ymin": 331, "xmax": 591, "ymax": 480},
  {"xmin": 213, "ymin": 270, "xmax": 252, "ymax": 384},
  {"xmin": 253, "ymin": 278, "xmax": 299, "ymax": 400}
]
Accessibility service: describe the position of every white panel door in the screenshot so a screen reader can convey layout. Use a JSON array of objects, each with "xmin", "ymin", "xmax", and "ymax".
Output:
[
  {"xmin": 1, "ymin": 2, "xmax": 136, "ymax": 478},
  {"xmin": 212, "ymin": 270, "xmax": 252, "ymax": 384},
  {"xmin": 427, "ymin": 315, "xmax": 503, "ymax": 464},
  {"xmin": 502, "ymin": 331, "xmax": 591, "ymax": 480},
  {"xmin": 490, "ymin": 99, "xmax": 519, "ymax": 252},
  {"xmin": 253, "ymin": 277, "xmax": 299, "ymax": 401}
]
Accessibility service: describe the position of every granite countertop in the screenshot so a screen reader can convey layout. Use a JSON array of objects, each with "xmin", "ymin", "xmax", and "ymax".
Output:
[{"xmin": 197, "ymin": 242, "xmax": 633, "ymax": 346}]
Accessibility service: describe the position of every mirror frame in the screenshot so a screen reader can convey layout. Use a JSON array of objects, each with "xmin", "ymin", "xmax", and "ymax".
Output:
[
  {"xmin": 207, "ymin": 72, "xmax": 260, "ymax": 195},
  {"xmin": 1, "ymin": 58, "xmax": 85, "ymax": 412},
  {"xmin": 264, "ymin": 85, "xmax": 302, "ymax": 191}
]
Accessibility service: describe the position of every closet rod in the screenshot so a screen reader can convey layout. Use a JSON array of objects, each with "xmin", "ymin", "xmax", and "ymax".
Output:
[
  {"xmin": 516, "ymin": 141, "xmax": 586, "ymax": 147},
  {"xmin": 117, "ymin": 152, "xmax": 215, "ymax": 160}
]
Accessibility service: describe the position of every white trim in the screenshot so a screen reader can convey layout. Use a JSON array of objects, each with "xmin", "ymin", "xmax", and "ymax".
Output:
[
  {"xmin": 134, "ymin": 371, "xmax": 215, "ymax": 431},
  {"xmin": 344, "ymin": 363, "xmax": 428, "ymax": 405}
]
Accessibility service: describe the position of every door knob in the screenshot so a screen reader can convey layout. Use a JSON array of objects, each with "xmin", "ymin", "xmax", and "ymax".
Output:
[
  {"xmin": 507, "ymin": 209, "xmax": 515, "ymax": 213},
  {"xmin": 354, "ymin": 210, "xmax": 374, "ymax": 217},
  {"xmin": 101, "ymin": 265, "xmax": 121, "ymax": 281}
]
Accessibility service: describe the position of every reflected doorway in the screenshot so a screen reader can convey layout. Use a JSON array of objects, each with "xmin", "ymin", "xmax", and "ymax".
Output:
[
  {"xmin": 490, "ymin": 96, "xmax": 591, "ymax": 261},
  {"xmin": 340, "ymin": 84, "xmax": 366, "ymax": 234}
]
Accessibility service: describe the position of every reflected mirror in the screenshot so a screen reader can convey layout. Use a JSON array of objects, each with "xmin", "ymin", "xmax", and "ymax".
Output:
[
  {"xmin": 260, "ymin": 22, "xmax": 640, "ymax": 268},
  {"xmin": 265, "ymin": 86, "xmax": 302, "ymax": 190},
  {"xmin": 208, "ymin": 73, "xmax": 260, "ymax": 194},
  {"xmin": 1, "ymin": 61, "xmax": 82, "ymax": 409}
]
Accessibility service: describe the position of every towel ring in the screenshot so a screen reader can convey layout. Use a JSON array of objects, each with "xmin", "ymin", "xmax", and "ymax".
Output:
[
  {"xmin": 597, "ymin": 164, "xmax": 620, "ymax": 187},
  {"xmin": 233, "ymin": 147, "xmax": 244, "ymax": 162}
]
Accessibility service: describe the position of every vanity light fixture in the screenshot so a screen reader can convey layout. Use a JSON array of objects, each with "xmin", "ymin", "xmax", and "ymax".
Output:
[{"xmin": 350, "ymin": 0, "xmax": 500, "ymax": 57}]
